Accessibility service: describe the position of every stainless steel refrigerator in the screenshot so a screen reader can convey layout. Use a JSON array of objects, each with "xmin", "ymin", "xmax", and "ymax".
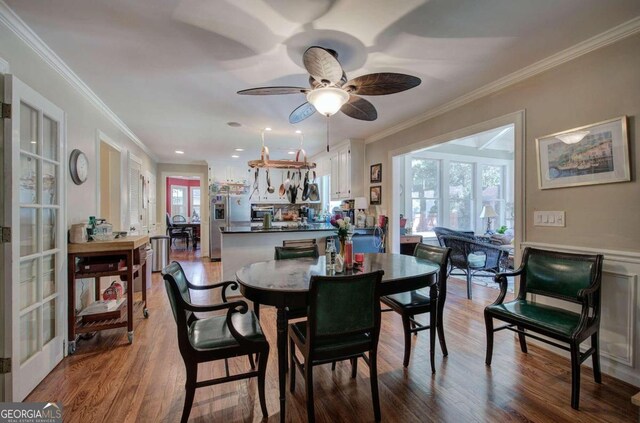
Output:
[{"xmin": 209, "ymin": 193, "xmax": 251, "ymax": 260}]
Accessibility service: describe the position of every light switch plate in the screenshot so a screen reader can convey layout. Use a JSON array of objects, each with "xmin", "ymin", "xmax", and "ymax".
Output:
[{"xmin": 534, "ymin": 211, "xmax": 565, "ymax": 227}]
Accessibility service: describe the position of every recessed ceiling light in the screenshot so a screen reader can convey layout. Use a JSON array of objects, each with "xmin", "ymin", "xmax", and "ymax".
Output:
[
  {"xmin": 227, "ymin": 121, "xmax": 242, "ymax": 127},
  {"xmin": 234, "ymin": 148, "xmax": 244, "ymax": 152},
  {"xmin": 288, "ymin": 151, "xmax": 295, "ymax": 155},
  {"xmin": 295, "ymin": 130, "xmax": 302, "ymax": 134},
  {"xmin": 265, "ymin": 127, "xmax": 272, "ymax": 131},
  {"xmin": 175, "ymin": 150, "xmax": 184, "ymax": 154},
  {"xmin": 231, "ymin": 155, "xmax": 239, "ymax": 158},
  {"xmin": 30, "ymin": 141, "xmax": 37, "ymax": 144}
]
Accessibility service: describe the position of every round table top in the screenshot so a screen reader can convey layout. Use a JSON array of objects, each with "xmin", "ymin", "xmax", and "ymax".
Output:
[{"xmin": 235, "ymin": 253, "xmax": 440, "ymax": 294}]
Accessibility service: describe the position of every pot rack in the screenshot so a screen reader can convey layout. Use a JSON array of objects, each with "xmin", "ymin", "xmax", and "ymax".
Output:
[{"xmin": 247, "ymin": 131, "xmax": 316, "ymax": 169}]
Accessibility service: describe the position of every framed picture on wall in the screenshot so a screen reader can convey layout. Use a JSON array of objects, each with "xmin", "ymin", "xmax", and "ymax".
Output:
[
  {"xmin": 370, "ymin": 186, "xmax": 381, "ymax": 205},
  {"xmin": 536, "ymin": 116, "xmax": 630, "ymax": 189},
  {"xmin": 370, "ymin": 163, "xmax": 382, "ymax": 183}
]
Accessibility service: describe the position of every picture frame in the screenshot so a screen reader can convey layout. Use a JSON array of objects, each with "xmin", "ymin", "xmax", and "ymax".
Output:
[
  {"xmin": 369, "ymin": 186, "xmax": 381, "ymax": 205},
  {"xmin": 536, "ymin": 116, "xmax": 630, "ymax": 190},
  {"xmin": 370, "ymin": 163, "xmax": 382, "ymax": 183}
]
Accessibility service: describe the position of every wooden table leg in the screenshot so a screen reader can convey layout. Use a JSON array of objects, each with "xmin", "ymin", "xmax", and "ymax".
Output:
[
  {"xmin": 276, "ymin": 307, "xmax": 287, "ymax": 423},
  {"xmin": 142, "ymin": 259, "xmax": 149, "ymax": 318},
  {"xmin": 67, "ymin": 254, "xmax": 77, "ymax": 354},
  {"xmin": 430, "ymin": 279, "xmax": 438, "ymax": 374},
  {"xmin": 94, "ymin": 277, "xmax": 100, "ymax": 301},
  {"xmin": 126, "ymin": 250, "xmax": 134, "ymax": 343}
]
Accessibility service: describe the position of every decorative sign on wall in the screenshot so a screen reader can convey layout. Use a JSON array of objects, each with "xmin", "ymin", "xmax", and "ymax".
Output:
[{"xmin": 536, "ymin": 116, "xmax": 630, "ymax": 189}]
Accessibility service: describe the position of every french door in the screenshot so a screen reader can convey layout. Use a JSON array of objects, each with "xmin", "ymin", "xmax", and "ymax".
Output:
[{"xmin": 2, "ymin": 75, "xmax": 66, "ymax": 401}]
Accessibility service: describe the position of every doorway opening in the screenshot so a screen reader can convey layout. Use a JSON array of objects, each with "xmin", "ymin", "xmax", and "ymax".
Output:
[
  {"xmin": 98, "ymin": 137, "xmax": 122, "ymax": 231},
  {"xmin": 166, "ymin": 176, "xmax": 202, "ymax": 251}
]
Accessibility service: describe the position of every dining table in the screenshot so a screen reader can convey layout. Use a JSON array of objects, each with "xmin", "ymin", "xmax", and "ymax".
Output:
[
  {"xmin": 172, "ymin": 222, "xmax": 200, "ymax": 249},
  {"xmin": 235, "ymin": 253, "xmax": 440, "ymax": 422}
]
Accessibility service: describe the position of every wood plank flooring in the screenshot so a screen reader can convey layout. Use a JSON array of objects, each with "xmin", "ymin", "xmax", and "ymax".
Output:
[{"xmin": 27, "ymin": 249, "xmax": 639, "ymax": 422}]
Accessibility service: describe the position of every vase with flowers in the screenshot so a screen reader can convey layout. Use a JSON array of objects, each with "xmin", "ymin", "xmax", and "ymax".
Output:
[{"xmin": 331, "ymin": 216, "xmax": 353, "ymax": 258}]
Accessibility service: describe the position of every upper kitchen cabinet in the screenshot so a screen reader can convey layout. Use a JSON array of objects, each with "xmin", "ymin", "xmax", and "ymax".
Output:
[{"xmin": 329, "ymin": 139, "xmax": 364, "ymax": 200}]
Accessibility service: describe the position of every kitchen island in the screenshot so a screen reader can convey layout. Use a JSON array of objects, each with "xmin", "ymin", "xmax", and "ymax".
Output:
[{"xmin": 220, "ymin": 224, "xmax": 378, "ymax": 281}]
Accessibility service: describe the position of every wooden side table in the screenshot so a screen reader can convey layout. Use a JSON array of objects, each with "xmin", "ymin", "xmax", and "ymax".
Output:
[{"xmin": 67, "ymin": 235, "xmax": 149, "ymax": 353}]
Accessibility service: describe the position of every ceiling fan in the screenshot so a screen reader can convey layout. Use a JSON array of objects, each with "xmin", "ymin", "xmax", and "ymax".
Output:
[{"xmin": 237, "ymin": 46, "xmax": 421, "ymax": 125}]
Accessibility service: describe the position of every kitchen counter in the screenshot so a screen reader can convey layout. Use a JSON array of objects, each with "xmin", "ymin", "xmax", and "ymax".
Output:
[
  {"xmin": 220, "ymin": 224, "xmax": 377, "ymax": 234},
  {"xmin": 219, "ymin": 224, "xmax": 378, "ymax": 281}
]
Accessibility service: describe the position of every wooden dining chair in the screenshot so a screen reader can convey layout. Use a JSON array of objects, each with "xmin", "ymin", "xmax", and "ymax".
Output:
[
  {"xmin": 274, "ymin": 245, "xmax": 319, "ymax": 260},
  {"xmin": 380, "ymin": 243, "xmax": 451, "ymax": 372},
  {"xmin": 162, "ymin": 262, "xmax": 270, "ymax": 422},
  {"xmin": 289, "ymin": 270, "xmax": 385, "ymax": 422},
  {"xmin": 282, "ymin": 238, "xmax": 317, "ymax": 248}
]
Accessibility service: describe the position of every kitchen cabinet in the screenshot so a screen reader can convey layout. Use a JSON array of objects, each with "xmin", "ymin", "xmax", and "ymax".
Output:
[{"xmin": 329, "ymin": 139, "xmax": 365, "ymax": 201}]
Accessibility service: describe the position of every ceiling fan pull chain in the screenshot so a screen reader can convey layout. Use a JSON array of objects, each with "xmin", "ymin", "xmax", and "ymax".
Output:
[{"xmin": 326, "ymin": 117, "xmax": 330, "ymax": 152}]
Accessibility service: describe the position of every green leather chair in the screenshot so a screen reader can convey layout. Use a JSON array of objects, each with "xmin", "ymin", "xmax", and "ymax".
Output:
[
  {"xmin": 274, "ymin": 245, "xmax": 319, "ymax": 260},
  {"xmin": 162, "ymin": 262, "xmax": 270, "ymax": 422},
  {"xmin": 289, "ymin": 270, "xmax": 385, "ymax": 423},
  {"xmin": 381, "ymin": 243, "xmax": 451, "ymax": 372},
  {"xmin": 484, "ymin": 247, "xmax": 603, "ymax": 410}
]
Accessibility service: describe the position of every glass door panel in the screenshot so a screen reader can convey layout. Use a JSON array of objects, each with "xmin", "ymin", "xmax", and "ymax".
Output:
[
  {"xmin": 42, "ymin": 115, "xmax": 58, "ymax": 161},
  {"xmin": 19, "ymin": 260, "xmax": 38, "ymax": 310},
  {"xmin": 42, "ymin": 162, "xmax": 57, "ymax": 205},
  {"xmin": 19, "ymin": 102, "xmax": 38, "ymax": 154},
  {"xmin": 42, "ymin": 208, "xmax": 57, "ymax": 251},
  {"xmin": 19, "ymin": 154, "xmax": 37, "ymax": 204},
  {"xmin": 20, "ymin": 207, "xmax": 38, "ymax": 256},
  {"xmin": 20, "ymin": 309, "xmax": 39, "ymax": 364}
]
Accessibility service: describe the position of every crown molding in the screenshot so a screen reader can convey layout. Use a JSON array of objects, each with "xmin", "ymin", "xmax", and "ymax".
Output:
[
  {"xmin": 0, "ymin": 1, "xmax": 158, "ymax": 162},
  {"xmin": 366, "ymin": 15, "xmax": 640, "ymax": 144}
]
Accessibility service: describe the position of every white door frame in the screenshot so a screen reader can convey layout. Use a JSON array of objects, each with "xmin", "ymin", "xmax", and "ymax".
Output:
[
  {"xmin": 95, "ymin": 129, "xmax": 125, "ymax": 231},
  {"xmin": 388, "ymin": 110, "xmax": 526, "ymax": 265}
]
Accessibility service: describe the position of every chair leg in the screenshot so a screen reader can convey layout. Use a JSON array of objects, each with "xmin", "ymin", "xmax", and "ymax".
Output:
[
  {"xmin": 437, "ymin": 308, "xmax": 448, "ymax": 357},
  {"xmin": 305, "ymin": 361, "xmax": 315, "ymax": 423},
  {"xmin": 591, "ymin": 332, "xmax": 602, "ymax": 384},
  {"xmin": 429, "ymin": 310, "xmax": 436, "ymax": 374},
  {"xmin": 570, "ymin": 342, "xmax": 581, "ymax": 410},
  {"xmin": 331, "ymin": 361, "xmax": 336, "ymax": 371},
  {"xmin": 258, "ymin": 347, "xmax": 269, "ymax": 418},
  {"xmin": 484, "ymin": 313, "xmax": 494, "ymax": 366},
  {"xmin": 248, "ymin": 353, "xmax": 256, "ymax": 370},
  {"xmin": 351, "ymin": 357, "xmax": 358, "ymax": 379},
  {"xmin": 369, "ymin": 350, "xmax": 382, "ymax": 422},
  {"xmin": 289, "ymin": 337, "xmax": 296, "ymax": 393},
  {"xmin": 466, "ymin": 270, "xmax": 473, "ymax": 299},
  {"xmin": 181, "ymin": 364, "xmax": 197, "ymax": 423},
  {"xmin": 401, "ymin": 314, "xmax": 412, "ymax": 367},
  {"xmin": 516, "ymin": 326, "xmax": 528, "ymax": 353},
  {"xmin": 253, "ymin": 302, "xmax": 260, "ymax": 320}
]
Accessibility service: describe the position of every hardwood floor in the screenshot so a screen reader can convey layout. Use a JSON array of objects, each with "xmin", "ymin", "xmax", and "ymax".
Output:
[{"xmin": 27, "ymin": 248, "xmax": 638, "ymax": 422}]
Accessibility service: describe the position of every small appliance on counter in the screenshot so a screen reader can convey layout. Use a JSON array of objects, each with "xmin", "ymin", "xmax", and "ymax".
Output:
[{"xmin": 251, "ymin": 205, "xmax": 275, "ymax": 222}]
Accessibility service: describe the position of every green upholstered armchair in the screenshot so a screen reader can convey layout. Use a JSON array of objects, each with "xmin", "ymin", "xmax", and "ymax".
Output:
[
  {"xmin": 381, "ymin": 243, "xmax": 451, "ymax": 372},
  {"xmin": 441, "ymin": 234, "xmax": 508, "ymax": 299},
  {"xmin": 289, "ymin": 270, "xmax": 385, "ymax": 423},
  {"xmin": 484, "ymin": 247, "xmax": 603, "ymax": 410},
  {"xmin": 162, "ymin": 262, "xmax": 270, "ymax": 422}
]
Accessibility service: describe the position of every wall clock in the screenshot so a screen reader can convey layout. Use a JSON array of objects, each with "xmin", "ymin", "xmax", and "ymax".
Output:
[{"xmin": 69, "ymin": 149, "xmax": 89, "ymax": 185}]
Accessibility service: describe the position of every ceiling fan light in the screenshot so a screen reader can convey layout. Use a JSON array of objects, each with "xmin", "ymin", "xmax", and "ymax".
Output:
[
  {"xmin": 556, "ymin": 130, "xmax": 590, "ymax": 144},
  {"xmin": 306, "ymin": 87, "xmax": 349, "ymax": 116}
]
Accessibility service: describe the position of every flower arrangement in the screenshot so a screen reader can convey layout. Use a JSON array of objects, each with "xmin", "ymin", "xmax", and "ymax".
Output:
[{"xmin": 331, "ymin": 216, "xmax": 353, "ymax": 240}]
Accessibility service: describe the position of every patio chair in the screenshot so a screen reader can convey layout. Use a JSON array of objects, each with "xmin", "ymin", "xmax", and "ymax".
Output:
[{"xmin": 440, "ymin": 235, "xmax": 508, "ymax": 299}]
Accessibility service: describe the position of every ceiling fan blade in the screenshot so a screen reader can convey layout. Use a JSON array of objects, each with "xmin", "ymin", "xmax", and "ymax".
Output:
[
  {"xmin": 237, "ymin": 86, "xmax": 308, "ymax": 95},
  {"xmin": 303, "ymin": 46, "xmax": 343, "ymax": 85},
  {"xmin": 341, "ymin": 95, "xmax": 377, "ymax": 121},
  {"xmin": 289, "ymin": 102, "xmax": 316, "ymax": 124},
  {"xmin": 343, "ymin": 73, "xmax": 421, "ymax": 95}
]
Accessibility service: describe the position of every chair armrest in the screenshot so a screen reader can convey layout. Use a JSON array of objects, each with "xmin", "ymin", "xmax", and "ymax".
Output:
[
  {"xmin": 577, "ymin": 283, "xmax": 600, "ymax": 303},
  {"xmin": 225, "ymin": 301, "xmax": 265, "ymax": 348},
  {"xmin": 491, "ymin": 265, "xmax": 524, "ymax": 305},
  {"xmin": 182, "ymin": 300, "xmax": 245, "ymax": 313},
  {"xmin": 186, "ymin": 280, "xmax": 239, "ymax": 302}
]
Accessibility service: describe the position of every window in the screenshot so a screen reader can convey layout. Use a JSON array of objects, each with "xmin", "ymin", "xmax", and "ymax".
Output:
[
  {"xmin": 190, "ymin": 186, "xmax": 201, "ymax": 221},
  {"xmin": 410, "ymin": 159, "xmax": 439, "ymax": 233},
  {"xmin": 448, "ymin": 162, "xmax": 474, "ymax": 231},
  {"xmin": 403, "ymin": 153, "xmax": 512, "ymax": 237},
  {"xmin": 171, "ymin": 186, "xmax": 187, "ymax": 218}
]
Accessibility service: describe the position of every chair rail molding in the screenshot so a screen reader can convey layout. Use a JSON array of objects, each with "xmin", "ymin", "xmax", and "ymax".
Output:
[
  {"xmin": 366, "ymin": 16, "xmax": 640, "ymax": 144},
  {"xmin": 0, "ymin": 1, "xmax": 158, "ymax": 162},
  {"xmin": 520, "ymin": 241, "xmax": 639, "ymax": 386}
]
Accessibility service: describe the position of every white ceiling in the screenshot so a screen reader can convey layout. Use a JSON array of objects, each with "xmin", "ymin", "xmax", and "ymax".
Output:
[{"xmin": 6, "ymin": 0, "xmax": 640, "ymax": 163}]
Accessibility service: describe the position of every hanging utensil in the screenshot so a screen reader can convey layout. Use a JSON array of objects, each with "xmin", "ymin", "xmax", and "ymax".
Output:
[
  {"xmin": 279, "ymin": 172, "xmax": 286, "ymax": 197},
  {"xmin": 302, "ymin": 170, "xmax": 310, "ymax": 201},
  {"xmin": 308, "ymin": 170, "xmax": 319, "ymax": 202},
  {"xmin": 284, "ymin": 170, "xmax": 291, "ymax": 191},
  {"xmin": 249, "ymin": 168, "xmax": 260, "ymax": 200},
  {"xmin": 266, "ymin": 169, "xmax": 275, "ymax": 194}
]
